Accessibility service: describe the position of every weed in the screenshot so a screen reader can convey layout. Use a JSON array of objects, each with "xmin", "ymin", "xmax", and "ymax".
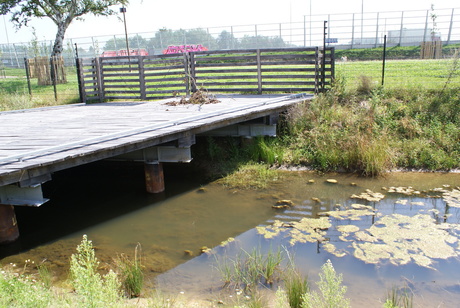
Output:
[
  {"xmin": 384, "ymin": 285, "xmax": 413, "ymax": 308},
  {"xmin": 356, "ymin": 75, "xmax": 375, "ymax": 95},
  {"xmin": 219, "ymin": 162, "xmax": 279, "ymax": 190},
  {"xmin": 274, "ymin": 287, "xmax": 291, "ymax": 308},
  {"xmin": 69, "ymin": 234, "xmax": 122, "ymax": 307},
  {"xmin": 0, "ymin": 265, "xmax": 51, "ymax": 307},
  {"xmin": 301, "ymin": 260, "xmax": 350, "ymax": 308},
  {"xmin": 37, "ymin": 261, "xmax": 52, "ymax": 289},
  {"xmin": 115, "ymin": 243, "xmax": 144, "ymax": 298}
]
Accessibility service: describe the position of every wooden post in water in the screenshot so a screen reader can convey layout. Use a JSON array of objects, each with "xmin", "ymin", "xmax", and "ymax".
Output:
[
  {"xmin": 144, "ymin": 161, "xmax": 165, "ymax": 193},
  {"xmin": 0, "ymin": 204, "xmax": 19, "ymax": 244}
]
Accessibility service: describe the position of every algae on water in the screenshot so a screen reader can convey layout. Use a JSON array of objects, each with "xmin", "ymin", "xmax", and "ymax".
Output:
[{"xmin": 257, "ymin": 186, "xmax": 460, "ymax": 269}]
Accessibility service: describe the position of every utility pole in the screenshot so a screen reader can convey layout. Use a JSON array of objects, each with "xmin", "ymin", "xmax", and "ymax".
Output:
[{"xmin": 120, "ymin": 7, "xmax": 130, "ymax": 57}]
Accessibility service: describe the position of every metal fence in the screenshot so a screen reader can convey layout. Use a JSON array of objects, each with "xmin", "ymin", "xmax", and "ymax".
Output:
[{"xmin": 1, "ymin": 7, "xmax": 459, "ymax": 68}]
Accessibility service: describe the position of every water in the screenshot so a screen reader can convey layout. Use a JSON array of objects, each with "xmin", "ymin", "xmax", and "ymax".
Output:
[{"xmin": 1, "ymin": 161, "xmax": 459, "ymax": 307}]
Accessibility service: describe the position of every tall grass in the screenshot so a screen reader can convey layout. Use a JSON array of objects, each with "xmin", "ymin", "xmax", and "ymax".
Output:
[
  {"xmin": 214, "ymin": 247, "xmax": 283, "ymax": 292},
  {"xmin": 115, "ymin": 243, "xmax": 144, "ymax": 298},
  {"xmin": 279, "ymin": 75, "xmax": 460, "ymax": 174},
  {"xmin": 384, "ymin": 285, "xmax": 413, "ymax": 308}
]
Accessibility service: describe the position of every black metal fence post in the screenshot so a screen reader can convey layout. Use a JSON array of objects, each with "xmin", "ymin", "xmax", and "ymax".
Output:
[
  {"xmin": 24, "ymin": 58, "xmax": 32, "ymax": 97},
  {"xmin": 322, "ymin": 21, "xmax": 327, "ymax": 92},
  {"xmin": 382, "ymin": 35, "xmax": 387, "ymax": 86},
  {"xmin": 75, "ymin": 43, "xmax": 84, "ymax": 103}
]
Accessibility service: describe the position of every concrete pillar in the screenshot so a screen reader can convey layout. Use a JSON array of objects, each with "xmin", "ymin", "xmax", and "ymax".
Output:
[
  {"xmin": 0, "ymin": 204, "xmax": 19, "ymax": 244},
  {"xmin": 144, "ymin": 161, "xmax": 165, "ymax": 193}
]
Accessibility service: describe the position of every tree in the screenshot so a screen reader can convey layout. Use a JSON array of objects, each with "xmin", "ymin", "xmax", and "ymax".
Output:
[
  {"xmin": 217, "ymin": 30, "xmax": 239, "ymax": 50},
  {"xmin": 0, "ymin": 0, "xmax": 129, "ymax": 57}
]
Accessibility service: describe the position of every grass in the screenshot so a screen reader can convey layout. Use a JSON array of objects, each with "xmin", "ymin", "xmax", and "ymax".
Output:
[
  {"xmin": 214, "ymin": 247, "xmax": 283, "ymax": 293},
  {"xmin": 336, "ymin": 58, "xmax": 460, "ymax": 91},
  {"xmin": 0, "ymin": 236, "xmax": 429, "ymax": 307},
  {"xmin": 115, "ymin": 244, "xmax": 144, "ymax": 298},
  {"xmin": 384, "ymin": 285, "xmax": 413, "ymax": 308},
  {"xmin": 218, "ymin": 162, "xmax": 280, "ymax": 189},
  {"xmin": 0, "ymin": 66, "xmax": 80, "ymax": 111}
]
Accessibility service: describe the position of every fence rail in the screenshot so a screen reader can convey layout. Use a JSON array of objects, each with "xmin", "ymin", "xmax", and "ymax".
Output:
[{"xmin": 77, "ymin": 47, "xmax": 334, "ymax": 103}]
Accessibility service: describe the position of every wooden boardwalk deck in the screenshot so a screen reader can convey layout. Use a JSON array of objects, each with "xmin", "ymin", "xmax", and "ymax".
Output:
[{"xmin": 0, "ymin": 94, "xmax": 310, "ymax": 188}]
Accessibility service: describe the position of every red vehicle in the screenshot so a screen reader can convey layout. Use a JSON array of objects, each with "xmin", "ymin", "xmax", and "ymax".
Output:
[
  {"xmin": 101, "ymin": 49, "xmax": 149, "ymax": 57},
  {"xmin": 162, "ymin": 44, "xmax": 208, "ymax": 54}
]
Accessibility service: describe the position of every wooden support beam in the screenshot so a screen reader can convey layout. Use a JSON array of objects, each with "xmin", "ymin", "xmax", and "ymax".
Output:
[
  {"xmin": 0, "ymin": 204, "xmax": 19, "ymax": 244},
  {"xmin": 144, "ymin": 161, "xmax": 165, "ymax": 193}
]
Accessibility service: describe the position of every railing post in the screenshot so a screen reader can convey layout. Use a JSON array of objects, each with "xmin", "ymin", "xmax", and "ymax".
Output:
[
  {"xmin": 256, "ymin": 49, "xmax": 262, "ymax": 94},
  {"xmin": 330, "ymin": 47, "xmax": 335, "ymax": 84},
  {"xmin": 314, "ymin": 47, "xmax": 319, "ymax": 94},
  {"xmin": 94, "ymin": 57, "xmax": 103, "ymax": 103},
  {"xmin": 189, "ymin": 52, "xmax": 197, "ymax": 93},
  {"xmin": 138, "ymin": 55, "xmax": 146, "ymax": 100},
  {"xmin": 184, "ymin": 52, "xmax": 191, "ymax": 96}
]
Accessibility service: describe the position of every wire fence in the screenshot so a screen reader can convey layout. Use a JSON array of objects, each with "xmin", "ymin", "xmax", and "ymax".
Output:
[{"xmin": 0, "ymin": 7, "xmax": 459, "ymax": 107}]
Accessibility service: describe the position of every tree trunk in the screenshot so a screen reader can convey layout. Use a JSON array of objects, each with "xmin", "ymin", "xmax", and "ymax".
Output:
[{"xmin": 51, "ymin": 22, "xmax": 69, "ymax": 57}]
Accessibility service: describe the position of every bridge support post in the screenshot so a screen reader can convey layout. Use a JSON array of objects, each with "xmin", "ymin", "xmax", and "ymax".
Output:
[
  {"xmin": 0, "ymin": 204, "xmax": 19, "ymax": 244},
  {"xmin": 144, "ymin": 161, "xmax": 165, "ymax": 193}
]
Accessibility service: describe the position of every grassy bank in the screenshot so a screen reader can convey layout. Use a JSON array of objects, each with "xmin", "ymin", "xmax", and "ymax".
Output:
[
  {"xmin": 194, "ymin": 78, "xmax": 459, "ymax": 181},
  {"xmin": 0, "ymin": 235, "xmax": 410, "ymax": 308},
  {"xmin": 278, "ymin": 82, "xmax": 460, "ymax": 175}
]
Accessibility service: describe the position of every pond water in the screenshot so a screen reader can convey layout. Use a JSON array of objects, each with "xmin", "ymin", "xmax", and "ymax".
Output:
[{"xmin": 1, "ymin": 162, "xmax": 459, "ymax": 307}]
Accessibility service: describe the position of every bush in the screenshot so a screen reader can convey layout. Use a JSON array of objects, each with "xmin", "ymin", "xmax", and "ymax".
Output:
[
  {"xmin": 301, "ymin": 260, "xmax": 350, "ymax": 308},
  {"xmin": 69, "ymin": 235, "xmax": 122, "ymax": 307}
]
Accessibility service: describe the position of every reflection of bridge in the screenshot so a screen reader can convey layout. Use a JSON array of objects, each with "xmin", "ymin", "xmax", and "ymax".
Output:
[{"xmin": 0, "ymin": 94, "xmax": 311, "ymax": 244}]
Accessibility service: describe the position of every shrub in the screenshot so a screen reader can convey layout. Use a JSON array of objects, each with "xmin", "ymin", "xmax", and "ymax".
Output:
[
  {"xmin": 301, "ymin": 260, "xmax": 350, "ymax": 308},
  {"xmin": 69, "ymin": 235, "xmax": 122, "ymax": 307}
]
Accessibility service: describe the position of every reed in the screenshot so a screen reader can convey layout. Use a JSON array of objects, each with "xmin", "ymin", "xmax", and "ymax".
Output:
[
  {"xmin": 115, "ymin": 243, "xmax": 144, "ymax": 298},
  {"xmin": 37, "ymin": 261, "xmax": 52, "ymax": 289},
  {"xmin": 384, "ymin": 285, "xmax": 413, "ymax": 308},
  {"xmin": 284, "ymin": 269, "xmax": 309, "ymax": 308}
]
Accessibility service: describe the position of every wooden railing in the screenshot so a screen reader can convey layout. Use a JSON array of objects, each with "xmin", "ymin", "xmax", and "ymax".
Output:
[{"xmin": 76, "ymin": 47, "xmax": 334, "ymax": 103}]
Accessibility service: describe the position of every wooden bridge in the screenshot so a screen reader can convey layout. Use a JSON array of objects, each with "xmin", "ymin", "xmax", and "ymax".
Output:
[
  {"xmin": 0, "ymin": 93, "xmax": 313, "ymax": 244},
  {"xmin": 1, "ymin": 47, "xmax": 334, "ymax": 244}
]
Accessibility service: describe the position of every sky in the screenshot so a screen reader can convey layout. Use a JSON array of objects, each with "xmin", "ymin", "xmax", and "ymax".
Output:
[{"xmin": 0, "ymin": 0, "xmax": 458, "ymax": 45}]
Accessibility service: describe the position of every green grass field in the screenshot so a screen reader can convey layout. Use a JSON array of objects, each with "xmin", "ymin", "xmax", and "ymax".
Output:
[
  {"xmin": 0, "ymin": 56, "xmax": 459, "ymax": 111},
  {"xmin": 336, "ymin": 58, "xmax": 460, "ymax": 90}
]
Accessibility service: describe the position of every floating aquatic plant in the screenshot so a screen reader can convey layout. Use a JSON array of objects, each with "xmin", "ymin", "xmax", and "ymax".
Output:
[
  {"xmin": 347, "ymin": 214, "xmax": 460, "ymax": 268},
  {"xmin": 350, "ymin": 189, "xmax": 385, "ymax": 202},
  {"xmin": 257, "ymin": 217, "xmax": 331, "ymax": 246}
]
